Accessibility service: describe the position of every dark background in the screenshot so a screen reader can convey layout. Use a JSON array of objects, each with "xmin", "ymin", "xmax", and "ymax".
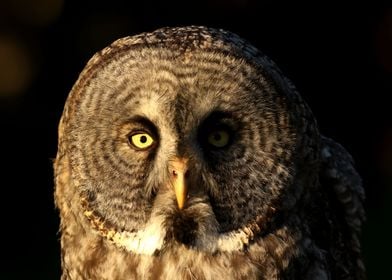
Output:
[{"xmin": 0, "ymin": 0, "xmax": 391, "ymax": 279}]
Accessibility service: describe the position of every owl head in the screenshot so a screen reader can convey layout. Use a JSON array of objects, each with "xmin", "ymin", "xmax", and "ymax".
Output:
[{"xmin": 58, "ymin": 26, "xmax": 319, "ymax": 255}]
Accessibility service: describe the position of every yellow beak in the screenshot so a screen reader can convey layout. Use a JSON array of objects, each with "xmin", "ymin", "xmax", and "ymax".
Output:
[{"xmin": 169, "ymin": 157, "xmax": 189, "ymax": 210}]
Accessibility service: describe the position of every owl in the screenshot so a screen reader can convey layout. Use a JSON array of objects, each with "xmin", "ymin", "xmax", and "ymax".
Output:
[{"xmin": 54, "ymin": 26, "xmax": 366, "ymax": 279}]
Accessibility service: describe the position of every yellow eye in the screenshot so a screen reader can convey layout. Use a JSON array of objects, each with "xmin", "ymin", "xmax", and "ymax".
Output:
[
  {"xmin": 129, "ymin": 132, "xmax": 155, "ymax": 150},
  {"xmin": 207, "ymin": 130, "xmax": 230, "ymax": 148}
]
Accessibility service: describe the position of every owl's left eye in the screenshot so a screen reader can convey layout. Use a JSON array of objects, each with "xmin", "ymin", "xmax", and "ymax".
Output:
[
  {"xmin": 207, "ymin": 129, "xmax": 231, "ymax": 148},
  {"xmin": 128, "ymin": 132, "xmax": 155, "ymax": 150}
]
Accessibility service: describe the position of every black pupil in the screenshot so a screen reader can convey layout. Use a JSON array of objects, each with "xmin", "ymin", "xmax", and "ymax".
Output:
[
  {"xmin": 213, "ymin": 133, "xmax": 222, "ymax": 141},
  {"xmin": 140, "ymin": 135, "xmax": 147, "ymax": 143}
]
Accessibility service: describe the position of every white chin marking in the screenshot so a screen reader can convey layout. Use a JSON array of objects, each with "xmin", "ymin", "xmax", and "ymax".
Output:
[
  {"xmin": 112, "ymin": 216, "xmax": 253, "ymax": 255},
  {"xmin": 113, "ymin": 215, "xmax": 166, "ymax": 255}
]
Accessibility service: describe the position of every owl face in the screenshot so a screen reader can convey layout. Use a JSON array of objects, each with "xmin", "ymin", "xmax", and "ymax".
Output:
[{"xmin": 64, "ymin": 31, "xmax": 305, "ymax": 254}]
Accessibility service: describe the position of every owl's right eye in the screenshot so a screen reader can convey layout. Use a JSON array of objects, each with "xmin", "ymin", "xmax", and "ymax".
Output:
[{"xmin": 128, "ymin": 132, "xmax": 155, "ymax": 150}]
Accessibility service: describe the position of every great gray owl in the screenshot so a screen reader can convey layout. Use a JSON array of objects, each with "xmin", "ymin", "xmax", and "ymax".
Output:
[{"xmin": 54, "ymin": 26, "xmax": 366, "ymax": 279}]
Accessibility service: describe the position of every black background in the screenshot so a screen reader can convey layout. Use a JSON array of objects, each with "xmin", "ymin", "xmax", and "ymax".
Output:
[{"xmin": 0, "ymin": 1, "xmax": 391, "ymax": 279}]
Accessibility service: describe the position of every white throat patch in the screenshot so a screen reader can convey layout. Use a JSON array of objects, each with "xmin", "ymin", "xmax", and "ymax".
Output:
[
  {"xmin": 112, "ymin": 215, "xmax": 166, "ymax": 255},
  {"xmin": 110, "ymin": 215, "xmax": 259, "ymax": 256}
]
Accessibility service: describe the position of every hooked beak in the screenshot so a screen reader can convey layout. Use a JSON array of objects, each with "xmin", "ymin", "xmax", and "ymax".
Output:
[{"xmin": 169, "ymin": 157, "xmax": 189, "ymax": 210}]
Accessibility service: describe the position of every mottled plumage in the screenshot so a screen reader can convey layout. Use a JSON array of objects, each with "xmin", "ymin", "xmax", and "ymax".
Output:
[{"xmin": 54, "ymin": 26, "xmax": 365, "ymax": 279}]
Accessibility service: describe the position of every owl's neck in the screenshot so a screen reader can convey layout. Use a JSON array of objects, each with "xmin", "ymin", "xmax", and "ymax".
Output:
[
  {"xmin": 83, "ymin": 203, "xmax": 271, "ymax": 255},
  {"xmin": 62, "ymin": 204, "xmax": 329, "ymax": 280},
  {"xmin": 110, "ymin": 219, "xmax": 257, "ymax": 255}
]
